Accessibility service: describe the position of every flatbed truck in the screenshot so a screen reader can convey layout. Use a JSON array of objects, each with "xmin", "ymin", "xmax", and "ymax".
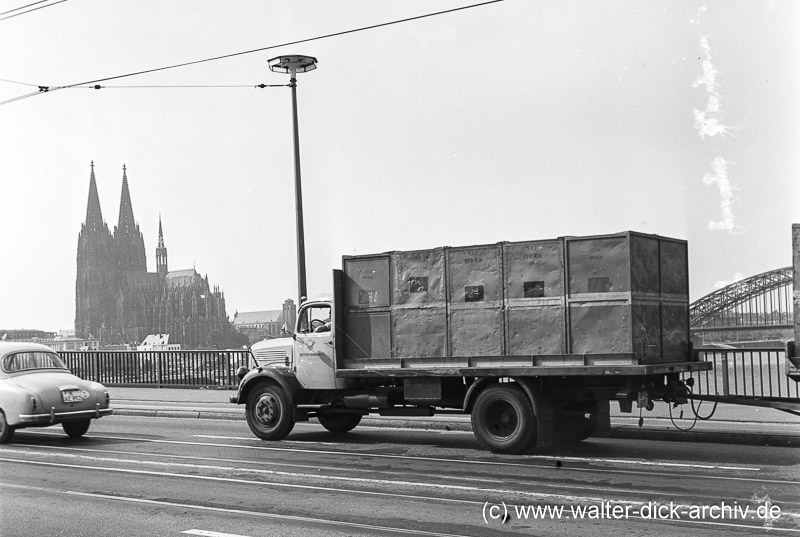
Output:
[{"xmin": 230, "ymin": 231, "xmax": 711, "ymax": 453}]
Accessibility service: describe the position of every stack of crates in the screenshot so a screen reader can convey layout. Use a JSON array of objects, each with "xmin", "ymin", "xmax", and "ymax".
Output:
[{"xmin": 341, "ymin": 231, "xmax": 689, "ymax": 365}]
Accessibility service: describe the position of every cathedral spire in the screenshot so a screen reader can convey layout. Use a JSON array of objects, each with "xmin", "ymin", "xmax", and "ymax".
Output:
[
  {"xmin": 113, "ymin": 164, "xmax": 147, "ymax": 272},
  {"xmin": 156, "ymin": 213, "xmax": 168, "ymax": 275},
  {"xmin": 84, "ymin": 161, "xmax": 105, "ymax": 232},
  {"xmin": 117, "ymin": 164, "xmax": 136, "ymax": 233},
  {"xmin": 158, "ymin": 213, "xmax": 165, "ymax": 248}
]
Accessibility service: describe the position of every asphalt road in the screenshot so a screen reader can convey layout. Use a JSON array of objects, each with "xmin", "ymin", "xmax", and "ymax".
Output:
[{"xmin": 1, "ymin": 415, "xmax": 798, "ymax": 536}]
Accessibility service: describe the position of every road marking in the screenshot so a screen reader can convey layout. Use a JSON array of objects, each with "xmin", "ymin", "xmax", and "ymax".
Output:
[
  {"xmin": 15, "ymin": 442, "xmax": 795, "ymax": 490},
  {"xmin": 4, "ymin": 452, "xmax": 797, "ymax": 527},
  {"xmin": 183, "ymin": 531, "xmax": 250, "ymax": 537},
  {"xmin": 0, "ymin": 483, "xmax": 473, "ymax": 537},
  {"xmin": 22, "ymin": 429, "xmax": 767, "ymax": 476},
  {"xmin": 193, "ymin": 434, "xmax": 761, "ymax": 472},
  {"xmin": 6, "ymin": 446, "xmax": 794, "ymax": 503},
  {"xmin": 0, "ymin": 452, "xmax": 634, "ymax": 505},
  {"xmin": 3, "ymin": 480, "xmax": 797, "ymax": 534}
]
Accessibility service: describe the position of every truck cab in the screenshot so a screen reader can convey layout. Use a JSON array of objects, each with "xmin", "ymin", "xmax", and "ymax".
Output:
[{"xmin": 249, "ymin": 297, "xmax": 349, "ymax": 391}]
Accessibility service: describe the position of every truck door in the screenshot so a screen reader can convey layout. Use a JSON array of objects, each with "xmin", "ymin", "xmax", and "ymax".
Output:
[{"xmin": 293, "ymin": 302, "xmax": 338, "ymax": 389}]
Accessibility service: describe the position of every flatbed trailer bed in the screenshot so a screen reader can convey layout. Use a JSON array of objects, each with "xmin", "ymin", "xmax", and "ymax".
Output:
[{"xmin": 337, "ymin": 357, "xmax": 711, "ymax": 378}]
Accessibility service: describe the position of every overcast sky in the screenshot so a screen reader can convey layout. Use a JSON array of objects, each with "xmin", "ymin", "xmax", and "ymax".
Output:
[{"xmin": 1, "ymin": 0, "xmax": 798, "ymax": 331}]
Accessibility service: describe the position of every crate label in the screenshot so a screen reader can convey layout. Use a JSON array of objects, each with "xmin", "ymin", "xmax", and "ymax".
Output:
[
  {"xmin": 464, "ymin": 285, "xmax": 485, "ymax": 302},
  {"xmin": 523, "ymin": 281, "xmax": 545, "ymax": 298},
  {"xmin": 408, "ymin": 276, "xmax": 428, "ymax": 293}
]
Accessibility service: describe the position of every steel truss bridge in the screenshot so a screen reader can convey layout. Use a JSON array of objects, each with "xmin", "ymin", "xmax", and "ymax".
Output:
[{"xmin": 690, "ymin": 267, "xmax": 794, "ymax": 345}]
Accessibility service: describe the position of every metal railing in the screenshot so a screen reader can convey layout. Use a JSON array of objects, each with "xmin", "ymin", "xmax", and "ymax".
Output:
[
  {"xmin": 59, "ymin": 350, "xmax": 252, "ymax": 388},
  {"xmin": 689, "ymin": 347, "xmax": 799, "ymax": 399},
  {"xmin": 58, "ymin": 348, "xmax": 800, "ymax": 400}
]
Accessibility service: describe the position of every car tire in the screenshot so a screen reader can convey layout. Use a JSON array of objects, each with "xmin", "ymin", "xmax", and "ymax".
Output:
[
  {"xmin": 317, "ymin": 412, "xmax": 362, "ymax": 433},
  {"xmin": 246, "ymin": 384, "xmax": 295, "ymax": 440},
  {"xmin": 0, "ymin": 410, "xmax": 14, "ymax": 444},
  {"xmin": 63, "ymin": 419, "xmax": 91, "ymax": 438},
  {"xmin": 471, "ymin": 384, "xmax": 536, "ymax": 454}
]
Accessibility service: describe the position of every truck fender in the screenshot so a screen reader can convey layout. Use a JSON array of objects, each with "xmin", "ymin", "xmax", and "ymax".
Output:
[
  {"xmin": 463, "ymin": 377, "xmax": 541, "ymax": 414},
  {"xmin": 462, "ymin": 377, "xmax": 497, "ymax": 413},
  {"xmin": 236, "ymin": 367, "xmax": 301, "ymax": 410},
  {"xmin": 512, "ymin": 377, "xmax": 554, "ymax": 448}
]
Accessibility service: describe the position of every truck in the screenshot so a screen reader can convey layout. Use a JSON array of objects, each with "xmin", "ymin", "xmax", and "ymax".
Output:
[{"xmin": 230, "ymin": 231, "xmax": 711, "ymax": 453}]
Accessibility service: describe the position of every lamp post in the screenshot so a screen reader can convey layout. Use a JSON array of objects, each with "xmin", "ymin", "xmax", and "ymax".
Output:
[{"xmin": 268, "ymin": 54, "xmax": 318, "ymax": 303}]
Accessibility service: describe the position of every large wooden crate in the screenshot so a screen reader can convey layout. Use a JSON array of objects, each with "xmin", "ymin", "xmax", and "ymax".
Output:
[
  {"xmin": 341, "ymin": 231, "xmax": 689, "ymax": 364},
  {"xmin": 565, "ymin": 233, "xmax": 689, "ymax": 363},
  {"xmin": 503, "ymin": 239, "xmax": 567, "ymax": 356}
]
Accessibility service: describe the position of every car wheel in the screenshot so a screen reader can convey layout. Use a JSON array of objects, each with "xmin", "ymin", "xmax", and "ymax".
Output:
[
  {"xmin": 246, "ymin": 384, "xmax": 294, "ymax": 440},
  {"xmin": 471, "ymin": 384, "xmax": 536, "ymax": 454},
  {"xmin": 63, "ymin": 419, "xmax": 91, "ymax": 438},
  {"xmin": 318, "ymin": 412, "xmax": 362, "ymax": 433},
  {"xmin": 0, "ymin": 410, "xmax": 14, "ymax": 444}
]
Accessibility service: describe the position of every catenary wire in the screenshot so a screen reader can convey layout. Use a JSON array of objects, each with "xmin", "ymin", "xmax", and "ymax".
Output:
[
  {"xmin": 0, "ymin": 78, "xmax": 40, "ymax": 87},
  {"xmin": 72, "ymin": 84, "xmax": 289, "ymax": 89},
  {"xmin": 0, "ymin": 0, "xmax": 506, "ymax": 106},
  {"xmin": 0, "ymin": 0, "xmax": 68, "ymax": 20},
  {"xmin": 1, "ymin": 0, "xmax": 52, "ymax": 16}
]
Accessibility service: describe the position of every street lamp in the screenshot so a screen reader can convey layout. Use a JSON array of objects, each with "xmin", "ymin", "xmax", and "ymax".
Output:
[{"xmin": 268, "ymin": 54, "xmax": 318, "ymax": 303}]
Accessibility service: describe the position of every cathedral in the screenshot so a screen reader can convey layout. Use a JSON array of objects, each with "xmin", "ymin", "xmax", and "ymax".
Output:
[{"xmin": 75, "ymin": 162, "xmax": 235, "ymax": 349}]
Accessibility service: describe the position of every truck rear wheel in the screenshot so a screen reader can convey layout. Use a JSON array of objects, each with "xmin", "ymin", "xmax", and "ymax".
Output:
[
  {"xmin": 471, "ymin": 384, "xmax": 536, "ymax": 454},
  {"xmin": 246, "ymin": 384, "xmax": 295, "ymax": 440},
  {"xmin": 317, "ymin": 412, "xmax": 362, "ymax": 433}
]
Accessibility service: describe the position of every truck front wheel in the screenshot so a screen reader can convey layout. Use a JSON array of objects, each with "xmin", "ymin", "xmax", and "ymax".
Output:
[
  {"xmin": 471, "ymin": 384, "xmax": 536, "ymax": 454},
  {"xmin": 246, "ymin": 384, "xmax": 295, "ymax": 440},
  {"xmin": 317, "ymin": 412, "xmax": 362, "ymax": 433}
]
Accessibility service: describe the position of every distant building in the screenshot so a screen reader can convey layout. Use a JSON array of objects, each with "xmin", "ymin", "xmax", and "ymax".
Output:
[
  {"xmin": 233, "ymin": 299, "xmax": 296, "ymax": 344},
  {"xmin": 75, "ymin": 162, "xmax": 235, "ymax": 349},
  {"xmin": 0, "ymin": 329, "xmax": 55, "ymax": 341},
  {"xmin": 0, "ymin": 329, "xmax": 97, "ymax": 351},
  {"xmin": 46, "ymin": 338, "xmax": 100, "ymax": 352},
  {"xmin": 137, "ymin": 334, "xmax": 181, "ymax": 351}
]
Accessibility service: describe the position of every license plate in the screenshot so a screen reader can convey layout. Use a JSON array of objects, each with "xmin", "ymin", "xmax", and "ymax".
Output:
[{"xmin": 61, "ymin": 390, "xmax": 83, "ymax": 403}]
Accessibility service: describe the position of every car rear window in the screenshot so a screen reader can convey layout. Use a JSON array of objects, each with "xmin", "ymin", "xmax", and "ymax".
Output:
[{"xmin": 2, "ymin": 351, "xmax": 69, "ymax": 373}]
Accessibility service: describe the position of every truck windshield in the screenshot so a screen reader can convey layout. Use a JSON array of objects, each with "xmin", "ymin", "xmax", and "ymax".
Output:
[{"xmin": 298, "ymin": 305, "xmax": 331, "ymax": 333}]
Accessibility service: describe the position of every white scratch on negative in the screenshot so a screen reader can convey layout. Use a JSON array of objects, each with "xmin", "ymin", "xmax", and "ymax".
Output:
[
  {"xmin": 692, "ymin": 35, "xmax": 738, "ymax": 140},
  {"xmin": 702, "ymin": 156, "xmax": 739, "ymax": 232}
]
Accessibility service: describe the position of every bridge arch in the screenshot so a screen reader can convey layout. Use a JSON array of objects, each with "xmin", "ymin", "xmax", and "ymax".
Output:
[{"xmin": 690, "ymin": 267, "xmax": 794, "ymax": 344}]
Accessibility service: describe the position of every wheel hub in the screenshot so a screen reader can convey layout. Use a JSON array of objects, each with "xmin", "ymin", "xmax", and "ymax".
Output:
[
  {"xmin": 488, "ymin": 401, "xmax": 518, "ymax": 437},
  {"xmin": 256, "ymin": 395, "xmax": 278, "ymax": 426}
]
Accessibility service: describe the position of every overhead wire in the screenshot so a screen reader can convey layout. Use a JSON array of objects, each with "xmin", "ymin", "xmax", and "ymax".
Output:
[
  {"xmin": 0, "ymin": 0, "xmax": 506, "ymax": 106},
  {"xmin": 1, "ymin": 0, "xmax": 51, "ymax": 16},
  {"xmin": 0, "ymin": 77, "xmax": 40, "ymax": 87},
  {"xmin": 0, "ymin": 0, "xmax": 68, "ymax": 21},
  {"xmin": 71, "ymin": 84, "xmax": 288, "ymax": 89}
]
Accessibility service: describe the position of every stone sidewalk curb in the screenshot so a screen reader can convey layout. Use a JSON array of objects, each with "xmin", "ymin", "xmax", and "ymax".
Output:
[{"xmin": 111, "ymin": 406, "xmax": 800, "ymax": 447}]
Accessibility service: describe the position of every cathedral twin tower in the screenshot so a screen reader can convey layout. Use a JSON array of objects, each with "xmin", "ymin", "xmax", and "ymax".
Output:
[{"xmin": 75, "ymin": 162, "xmax": 231, "ymax": 348}]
